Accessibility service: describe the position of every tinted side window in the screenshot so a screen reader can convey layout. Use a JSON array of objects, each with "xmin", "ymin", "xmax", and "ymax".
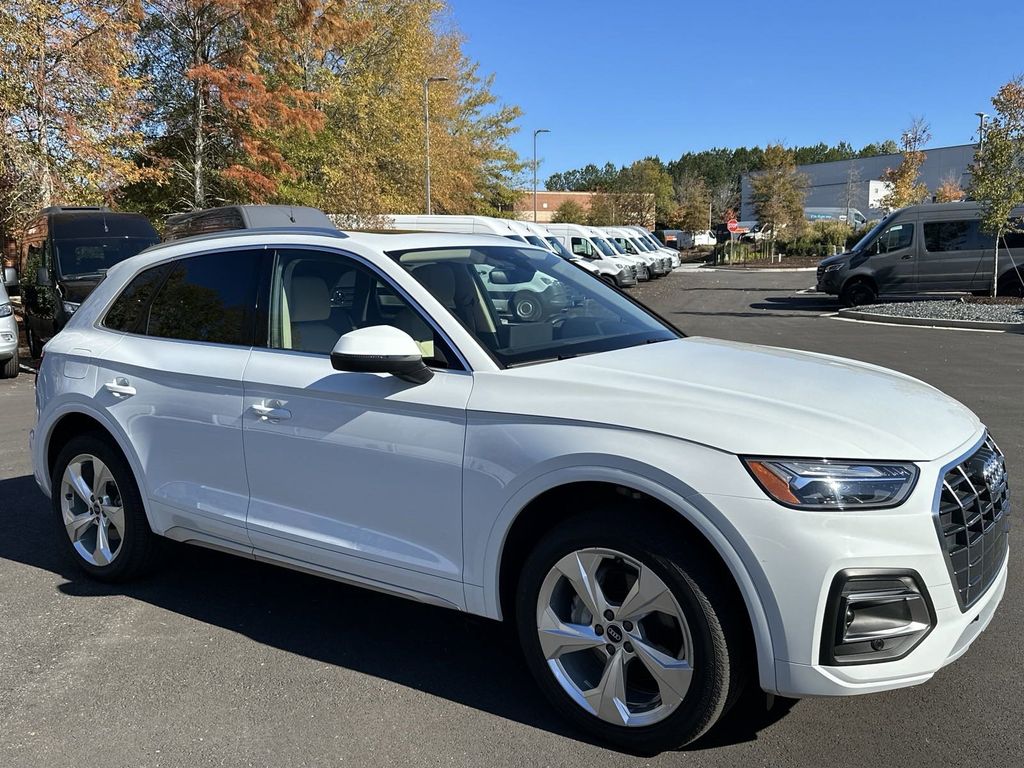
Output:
[
  {"xmin": 103, "ymin": 264, "xmax": 170, "ymax": 333},
  {"xmin": 147, "ymin": 250, "xmax": 260, "ymax": 345},
  {"xmin": 924, "ymin": 220, "xmax": 979, "ymax": 252},
  {"xmin": 876, "ymin": 223, "xmax": 913, "ymax": 253}
]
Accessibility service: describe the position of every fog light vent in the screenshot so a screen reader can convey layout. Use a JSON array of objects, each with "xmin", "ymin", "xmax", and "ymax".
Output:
[{"xmin": 821, "ymin": 570, "xmax": 935, "ymax": 666}]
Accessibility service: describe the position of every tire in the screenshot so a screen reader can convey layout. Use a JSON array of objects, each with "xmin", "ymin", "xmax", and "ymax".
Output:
[
  {"xmin": 839, "ymin": 279, "xmax": 877, "ymax": 307},
  {"xmin": 51, "ymin": 432, "xmax": 160, "ymax": 582},
  {"xmin": 515, "ymin": 509, "xmax": 750, "ymax": 754},
  {"xmin": 26, "ymin": 326, "xmax": 42, "ymax": 359},
  {"xmin": 1, "ymin": 352, "xmax": 18, "ymax": 379},
  {"xmin": 512, "ymin": 290, "xmax": 546, "ymax": 322},
  {"xmin": 997, "ymin": 271, "xmax": 1024, "ymax": 298}
]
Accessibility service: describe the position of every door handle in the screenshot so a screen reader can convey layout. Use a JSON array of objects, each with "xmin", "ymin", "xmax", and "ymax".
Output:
[
  {"xmin": 103, "ymin": 378, "xmax": 136, "ymax": 398},
  {"xmin": 900, "ymin": 254, "xmax": 913, "ymax": 260},
  {"xmin": 251, "ymin": 401, "xmax": 291, "ymax": 422}
]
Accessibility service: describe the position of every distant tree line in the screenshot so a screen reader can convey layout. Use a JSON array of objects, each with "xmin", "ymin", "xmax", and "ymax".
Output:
[{"xmin": 545, "ymin": 141, "xmax": 900, "ymax": 229}]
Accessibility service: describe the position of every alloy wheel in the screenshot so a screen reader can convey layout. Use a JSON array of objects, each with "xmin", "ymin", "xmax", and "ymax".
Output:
[
  {"xmin": 535, "ymin": 547, "xmax": 694, "ymax": 727},
  {"xmin": 60, "ymin": 453, "xmax": 126, "ymax": 566}
]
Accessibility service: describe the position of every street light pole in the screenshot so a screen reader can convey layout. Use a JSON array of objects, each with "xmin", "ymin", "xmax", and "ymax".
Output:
[
  {"xmin": 424, "ymin": 76, "xmax": 450, "ymax": 215},
  {"xmin": 976, "ymin": 112, "xmax": 989, "ymax": 168},
  {"xmin": 532, "ymin": 128, "xmax": 550, "ymax": 222}
]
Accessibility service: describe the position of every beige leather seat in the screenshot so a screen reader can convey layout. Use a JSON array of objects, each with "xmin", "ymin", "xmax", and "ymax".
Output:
[{"xmin": 287, "ymin": 275, "xmax": 352, "ymax": 354}]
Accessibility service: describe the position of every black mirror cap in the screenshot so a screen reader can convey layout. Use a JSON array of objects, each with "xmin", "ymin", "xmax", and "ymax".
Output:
[
  {"xmin": 330, "ymin": 351, "xmax": 434, "ymax": 385},
  {"xmin": 36, "ymin": 267, "xmax": 52, "ymax": 287}
]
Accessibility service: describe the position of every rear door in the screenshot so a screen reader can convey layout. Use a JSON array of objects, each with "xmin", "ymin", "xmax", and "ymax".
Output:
[
  {"xmin": 96, "ymin": 248, "xmax": 262, "ymax": 548},
  {"xmin": 918, "ymin": 214, "xmax": 988, "ymax": 291}
]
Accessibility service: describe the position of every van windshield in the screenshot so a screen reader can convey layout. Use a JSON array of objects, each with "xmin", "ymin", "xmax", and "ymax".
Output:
[
  {"xmin": 546, "ymin": 237, "xmax": 575, "ymax": 259},
  {"xmin": 503, "ymin": 235, "xmax": 528, "ymax": 244},
  {"xmin": 851, "ymin": 212, "xmax": 898, "ymax": 253},
  {"xmin": 606, "ymin": 237, "xmax": 627, "ymax": 254},
  {"xmin": 55, "ymin": 236, "xmax": 159, "ymax": 279},
  {"xmin": 525, "ymin": 235, "xmax": 550, "ymax": 249},
  {"xmin": 592, "ymin": 237, "xmax": 617, "ymax": 257}
]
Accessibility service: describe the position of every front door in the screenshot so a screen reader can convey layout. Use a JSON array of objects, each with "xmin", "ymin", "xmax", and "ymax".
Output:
[
  {"xmin": 241, "ymin": 248, "xmax": 472, "ymax": 608},
  {"xmin": 867, "ymin": 217, "xmax": 918, "ymax": 294}
]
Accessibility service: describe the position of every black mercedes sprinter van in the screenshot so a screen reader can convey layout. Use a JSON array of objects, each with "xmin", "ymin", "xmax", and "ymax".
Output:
[{"xmin": 19, "ymin": 207, "xmax": 159, "ymax": 356}]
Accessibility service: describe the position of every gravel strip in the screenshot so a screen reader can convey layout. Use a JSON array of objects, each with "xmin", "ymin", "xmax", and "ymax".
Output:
[{"xmin": 857, "ymin": 299, "xmax": 1024, "ymax": 324}]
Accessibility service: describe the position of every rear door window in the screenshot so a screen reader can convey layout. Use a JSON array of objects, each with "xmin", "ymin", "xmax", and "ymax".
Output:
[
  {"xmin": 146, "ymin": 250, "xmax": 261, "ymax": 345},
  {"xmin": 103, "ymin": 264, "xmax": 171, "ymax": 333}
]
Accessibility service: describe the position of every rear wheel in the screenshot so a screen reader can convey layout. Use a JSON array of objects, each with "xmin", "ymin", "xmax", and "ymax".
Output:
[
  {"xmin": 997, "ymin": 270, "xmax": 1024, "ymax": 298},
  {"xmin": 1, "ymin": 352, "xmax": 18, "ymax": 379},
  {"xmin": 516, "ymin": 510, "xmax": 750, "ymax": 753},
  {"xmin": 26, "ymin": 326, "xmax": 42, "ymax": 359},
  {"xmin": 840, "ymin": 278, "xmax": 877, "ymax": 307},
  {"xmin": 51, "ymin": 433, "xmax": 160, "ymax": 582}
]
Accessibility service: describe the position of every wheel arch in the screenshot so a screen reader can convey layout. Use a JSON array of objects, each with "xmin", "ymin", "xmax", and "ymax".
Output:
[
  {"xmin": 39, "ymin": 404, "xmax": 155, "ymax": 529},
  {"xmin": 483, "ymin": 467, "xmax": 779, "ymax": 694}
]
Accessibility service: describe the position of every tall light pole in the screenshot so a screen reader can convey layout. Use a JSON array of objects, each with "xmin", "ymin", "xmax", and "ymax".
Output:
[
  {"xmin": 532, "ymin": 128, "xmax": 550, "ymax": 222},
  {"xmin": 975, "ymin": 112, "xmax": 989, "ymax": 169},
  {"xmin": 423, "ymin": 76, "xmax": 449, "ymax": 215}
]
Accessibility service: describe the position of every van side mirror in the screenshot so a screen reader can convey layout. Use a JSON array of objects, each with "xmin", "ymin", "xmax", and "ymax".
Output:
[
  {"xmin": 2, "ymin": 267, "xmax": 16, "ymax": 287},
  {"xmin": 36, "ymin": 266, "xmax": 52, "ymax": 287},
  {"xmin": 330, "ymin": 325, "xmax": 433, "ymax": 385}
]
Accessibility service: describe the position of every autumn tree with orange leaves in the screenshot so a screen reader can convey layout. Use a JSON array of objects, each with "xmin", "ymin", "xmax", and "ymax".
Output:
[
  {"xmin": 134, "ymin": 0, "xmax": 368, "ymax": 210},
  {"xmin": 0, "ymin": 1, "xmax": 153, "ymax": 229}
]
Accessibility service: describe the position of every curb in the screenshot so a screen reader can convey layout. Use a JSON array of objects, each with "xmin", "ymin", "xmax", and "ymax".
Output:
[{"xmin": 837, "ymin": 308, "xmax": 1024, "ymax": 333}]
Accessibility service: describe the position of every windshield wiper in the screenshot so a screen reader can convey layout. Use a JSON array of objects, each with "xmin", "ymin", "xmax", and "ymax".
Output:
[{"xmin": 62, "ymin": 269, "xmax": 108, "ymax": 280}]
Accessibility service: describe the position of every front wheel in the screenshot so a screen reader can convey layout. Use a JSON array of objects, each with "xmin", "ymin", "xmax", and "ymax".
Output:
[
  {"xmin": 516, "ymin": 510, "xmax": 750, "ymax": 753},
  {"xmin": 1, "ymin": 352, "xmax": 18, "ymax": 379},
  {"xmin": 840, "ymin": 279, "xmax": 877, "ymax": 307},
  {"xmin": 26, "ymin": 326, "xmax": 42, "ymax": 359},
  {"xmin": 51, "ymin": 433, "xmax": 160, "ymax": 582}
]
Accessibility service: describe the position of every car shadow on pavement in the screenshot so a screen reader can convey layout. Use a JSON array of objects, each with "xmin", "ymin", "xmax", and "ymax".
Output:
[
  {"xmin": 747, "ymin": 295, "xmax": 841, "ymax": 313},
  {"xmin": 0, "ymin": 473, "xmax": 795, "ymax": 755}
]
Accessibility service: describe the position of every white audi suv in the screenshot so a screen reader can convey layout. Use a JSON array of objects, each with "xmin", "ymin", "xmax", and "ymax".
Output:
[{"xmin": 31, "ymin": 226, "xmax": 1009, "ymax": 752}]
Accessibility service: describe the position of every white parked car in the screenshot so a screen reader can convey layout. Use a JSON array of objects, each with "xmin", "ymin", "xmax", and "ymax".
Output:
[
  {"xmin": 32, "ymin": 227, "xmax": 1009, "ymax": 752},
  {"xmin": 0, "ymin": 277, "xmax": 19, "ymax": 378}
]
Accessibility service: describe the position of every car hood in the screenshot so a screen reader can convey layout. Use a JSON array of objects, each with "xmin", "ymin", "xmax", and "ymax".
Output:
[
  {"xmin": 470, "ymin": 337, "xmax": 981, "ymax": 461},
  {"xmin": 818, "ymin": 251, "xmax": 853, "ymax": 268}
]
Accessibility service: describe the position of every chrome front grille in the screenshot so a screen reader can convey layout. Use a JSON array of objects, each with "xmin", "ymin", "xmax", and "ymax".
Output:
[{"xmin": 936, "ymin": 435, "xmax": 1010, "ymax": 610}]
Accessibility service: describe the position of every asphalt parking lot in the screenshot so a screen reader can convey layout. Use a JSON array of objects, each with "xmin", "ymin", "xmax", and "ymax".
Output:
[{"xmin": 1, "ymin": 268, "xmax": 1021, "ymax": 768}]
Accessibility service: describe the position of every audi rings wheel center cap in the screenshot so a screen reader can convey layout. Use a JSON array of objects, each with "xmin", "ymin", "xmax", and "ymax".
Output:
[{"xmin": 606, "ymin": 625, "xmax": 623, "ymax": 643}]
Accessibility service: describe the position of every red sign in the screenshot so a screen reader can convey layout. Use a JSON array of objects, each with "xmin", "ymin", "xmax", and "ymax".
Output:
[{"xmin": 727, "ymin": 219, "xmax": 740, "ymax": 233}]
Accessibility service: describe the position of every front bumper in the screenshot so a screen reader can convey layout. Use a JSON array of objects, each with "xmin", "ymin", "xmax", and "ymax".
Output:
[
  {"xmin": 614, "ymin": 268, "xmax": 637, "ymax": 288},
  {"xmin": 701, "ymin": 432, "xmax": 1009, "ymax": 698},
  {"xmin": 816, "ymin": 267, "xmax": 845, "ymax": 294}
]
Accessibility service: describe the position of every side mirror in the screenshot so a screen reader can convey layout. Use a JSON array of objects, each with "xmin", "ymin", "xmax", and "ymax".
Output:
[
  {"xmin": 36, "ymin": 266, "xmax": 52, "ymax": 287},
  {"xmin": 330, "ymin": 325, "xmax": 433, "ymax": 385},
  {"xmin": 2, "ymin": 267, "xmax": 16, "ymax": 287}
]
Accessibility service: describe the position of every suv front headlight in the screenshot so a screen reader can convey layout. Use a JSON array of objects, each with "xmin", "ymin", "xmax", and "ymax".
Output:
[
  {"xmin": 0, "ymin": 303, "xmax": 12, "ymax": 318},
  {"xmin": 824, "ymin": 263, "xmax": 845, "ymax": 273},
  {"xmin": 743, "ymin": 458, "xmax": 919, "ymax": 510}
]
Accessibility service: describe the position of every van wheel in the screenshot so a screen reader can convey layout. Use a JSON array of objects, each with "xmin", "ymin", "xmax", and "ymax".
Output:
[
  {"xmin": 51, "ymin": 433, "xmax": 160, "ymax": 582},
  {"xmin": 997, "ymin": 271, "xmax": 1024, "ymax": 298},
  {"xmin": 26, "ymin": 327, "xmax": 42, "ymax": 359},
  {"xmin": 516, "ymin": 510, "xmax": 749, "ymax": 754},
  {"xmin": 840, "ymin": 279, "xmax": 877, "ymax": 307},
  {"xmin": 513, "ymin": 291, "xmax": 546, "ymax": 322},
  {"xmin": 1, "ymin": 352, "xmax": 18, "ymax": 379}
]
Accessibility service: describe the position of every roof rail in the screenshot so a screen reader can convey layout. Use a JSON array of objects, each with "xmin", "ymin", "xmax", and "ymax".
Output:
[{"xmin": 148, "ymin": 226, "xmax": 348, "ymax": 252}]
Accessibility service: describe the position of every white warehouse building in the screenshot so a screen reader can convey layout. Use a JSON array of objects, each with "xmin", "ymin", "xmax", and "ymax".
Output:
[{"xmin": 740, "ymin": 143, "xmax": 977, "ymax": 221}]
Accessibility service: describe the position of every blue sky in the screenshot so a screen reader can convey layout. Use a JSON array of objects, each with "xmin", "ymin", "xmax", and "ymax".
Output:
[{"xmin": 448, "ymin": 0, "xmax": 1022, "ymax": 185}]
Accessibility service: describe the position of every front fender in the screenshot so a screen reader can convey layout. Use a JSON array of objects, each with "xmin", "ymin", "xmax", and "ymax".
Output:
[{"xmin": 462, "ymin": 419, "xmax": 783, "ymax": 694}]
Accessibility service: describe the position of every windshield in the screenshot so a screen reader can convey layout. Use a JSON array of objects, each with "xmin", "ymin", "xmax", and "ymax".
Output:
[
  {"xmin": 606, "ymin": 236, "xmax": 627, "ymax": 254},
  {"xmin": 55, "ymin": 236, "xmax": 158, "ymax": 279},
  {"xmin": 546, "ymin": 237, "xmax": 575, "ymax": 259},
  {"xmin": 503, "ymin": 234, "xmax": 528, "ymax": 243},
  {"xmin": 388, "ymin": 244, "xmax": 678, "ymax": 367},
  {"xmin": 592, "ymin": 237, "xmax": 617, "ymax": 257},
  {"xmin": 525, "ymin": 235, "xmax": 550, "ymax": 250},
  {"xmin": 851, "ymin": 212, "xmax": 898, "ymax": 253},
  {"xmin": 632, "ymin": 236, "xmax": 653, "ymax": 252}
]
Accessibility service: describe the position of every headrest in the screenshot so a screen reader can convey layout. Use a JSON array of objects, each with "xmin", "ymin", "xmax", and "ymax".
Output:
[
  {"xmin": 288, "ymin": 275, "xmax": 330, "ymax": 322},
  {"xmin": 412, "ymin": 263, "xmax": 457, "ymax": 307}
]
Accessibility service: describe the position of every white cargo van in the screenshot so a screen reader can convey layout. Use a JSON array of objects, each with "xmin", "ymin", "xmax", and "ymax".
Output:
[
  {"xmin": 546, "ymin": 223, "xmax": 639, "ymax": 288},
  {"xmin": 384, "ymin": 214, "xmax": 528, "ymax": 243},
  {"xmin": 603, "ymin": 227, "xmax": 670, "ymax": 277},
  {"xmin": 626, "ymin": 226, "xmax": 682, "ymax": 268}
]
